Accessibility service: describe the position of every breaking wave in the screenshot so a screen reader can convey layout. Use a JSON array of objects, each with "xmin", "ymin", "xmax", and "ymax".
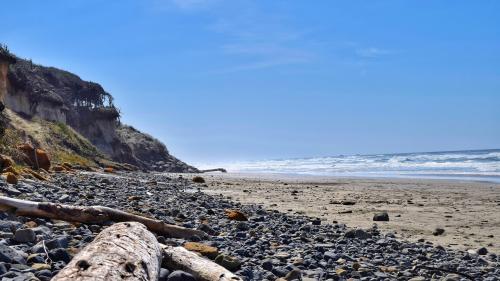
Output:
[{"xmin": 208, "ymin": 149, "xmax": 500, "ymax": 182}]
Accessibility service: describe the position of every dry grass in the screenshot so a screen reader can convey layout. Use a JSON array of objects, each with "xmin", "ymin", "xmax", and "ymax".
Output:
[
  {"xmin": 3, "ymin": 109, "xmax": 105, "ymax": 167},
  {"xmin": 0, "ymin": 128, "xmax": 24, "ymax": 163}
]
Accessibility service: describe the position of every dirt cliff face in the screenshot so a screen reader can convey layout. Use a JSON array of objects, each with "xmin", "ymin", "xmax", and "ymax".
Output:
[
  {"xmin": 0, "ymin": 47, "xmax": 16, "ymax": 101},
  {"xmin": 3, "ymin": 57, "xmax": 198, "ymax": 172},
  {"xmin": 0, "ymin": 47, "xmax": 17, "ymax": 136},
  {"xmin": 0, "ymin": 62, "xmax": 9, "ymax": 100}
]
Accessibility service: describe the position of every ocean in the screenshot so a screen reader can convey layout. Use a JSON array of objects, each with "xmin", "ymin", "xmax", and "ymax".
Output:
[{"xmin": 203, "ymin": 149, "xmax": 500, "ymax": 183}]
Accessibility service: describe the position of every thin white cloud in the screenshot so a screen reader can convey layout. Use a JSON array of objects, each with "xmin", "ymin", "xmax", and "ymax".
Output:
[
  {"xmin": 222, "ymin": 43, "xmax": 312, "ymax": 58},
  {"xmin": 211, "ymin": 57, "xmax": 312, "ymax": 74},
  {"xmin": 356, "ymin": 47, "xmax": 392, "ymax": 58},
  {"xmin": 162, "ymin": 0, "xmax": 317, "ymax": 73},
  {"xmin": 169, "ymin": 0, "xmax": 218, "ymax": 10},
  {"xmin": 216, "ymin": 42, "xmax": 314, "ymax": 72},
  {"xmin": 207, "ymin": 6, "xmax": 317, "ymax": 73}
]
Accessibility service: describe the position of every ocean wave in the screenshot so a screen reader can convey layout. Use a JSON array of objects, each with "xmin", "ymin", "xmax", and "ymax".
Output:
[{"xmin": 203, "ymin": 149, "xmax": 500, "ymax": 182}]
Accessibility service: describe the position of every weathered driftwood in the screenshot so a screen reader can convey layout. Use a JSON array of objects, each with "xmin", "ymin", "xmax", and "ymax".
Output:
[
  {"xmin": 0, "ymin": 196, "xmax": 206, "ymax": 239},
  {"xmin": 52, "ymin": 222, "xmax": 161, "ymax": 281},
  {"xmin": 162, "ymin": 245, "xmax": 243, "ymax": 281},
  {"xmin": 200, "ymin": 168, "xmax": 227, "ymax": 173}
]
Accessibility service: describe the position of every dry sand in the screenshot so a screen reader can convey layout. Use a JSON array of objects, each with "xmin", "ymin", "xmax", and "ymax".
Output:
[{"xmin": 200, "ymin": 173, "xmax": 500, "ymax": 253}]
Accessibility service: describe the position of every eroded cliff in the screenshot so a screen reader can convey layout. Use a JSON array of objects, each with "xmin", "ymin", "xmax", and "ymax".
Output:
[{"xmin": 0, "ymin": 51, "xmax": 197, "ymax": 172}]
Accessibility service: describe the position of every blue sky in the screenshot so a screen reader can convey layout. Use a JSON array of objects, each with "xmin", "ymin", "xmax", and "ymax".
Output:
[{"xmin": 1, "ymin": 0, "xmax": 499, "ymax": 164}]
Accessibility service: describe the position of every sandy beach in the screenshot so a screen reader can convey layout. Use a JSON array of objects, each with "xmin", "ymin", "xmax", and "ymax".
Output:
[{"xmin": 202, "ymin": 173, "xmax": 500, "ymax": 254}]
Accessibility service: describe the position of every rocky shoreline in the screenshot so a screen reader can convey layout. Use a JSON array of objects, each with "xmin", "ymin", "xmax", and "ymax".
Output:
[{"xmin": 0, "ymin": 171, "xmax": 498, "ymax": 280}]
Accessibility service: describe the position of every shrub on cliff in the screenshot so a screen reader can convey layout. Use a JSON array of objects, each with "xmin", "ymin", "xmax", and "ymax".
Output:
[{"xmin": 0, "ymin": 44, "xmax": 16, "ymax": 64}]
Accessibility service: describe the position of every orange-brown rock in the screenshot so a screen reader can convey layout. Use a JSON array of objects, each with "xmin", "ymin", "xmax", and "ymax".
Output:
[
  {"xmin": 103, "ymin": 167, "xmax": 114, "ymax": 173},
  {"xmin": 25, "ymin": 221, "xmax": 38, "ymax": 228},
  {"xmin": 379, "ymin": 266, "xmax": 398, "ymax": 273},
  {"xmin": 225, "ymin": 209, "xmax": 248, "ymax": 221},
  {"xmin": 5, "ymin": 172, "xmax": 18, "ymax": 184},
  {"xmin": 17, "ymin": 144, "xmax": 51, "ymax": 170},
  {"xmin": 0, "ymin": 154, "xmax": 14, "ymax": 169},
  {"xmin": 183, "ymin": 242, "xmax": 219, "ymax": 259}
]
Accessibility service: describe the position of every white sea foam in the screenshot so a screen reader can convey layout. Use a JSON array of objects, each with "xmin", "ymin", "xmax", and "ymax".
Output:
[{"xmin": 197, "ymin": 149, "xmax": 500, "ymax": 182}]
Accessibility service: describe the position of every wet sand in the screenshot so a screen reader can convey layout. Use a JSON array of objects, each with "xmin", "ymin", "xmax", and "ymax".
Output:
[{"xmin": 201, "ymin": 173, "xmax": 500, "ymax": 253}]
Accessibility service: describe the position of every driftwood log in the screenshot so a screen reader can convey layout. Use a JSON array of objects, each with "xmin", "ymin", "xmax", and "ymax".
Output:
[
  {"xmin": 162, "ymin": 245, "xmax": 243, "ymax": 281},
  {"xmin": 199, "ymin": 168, "xmax": 227, "ymax": 173},
  {"xmin": 52, "ymin": 222, "xmax": 162, "ymax": 281},
  {"xmin": 0, "ymin": 196, "xmax": 206, "ymax": 239},
  {"xmin": 0, "ymin": 196, "xmax": 244, "ymax": 280}
]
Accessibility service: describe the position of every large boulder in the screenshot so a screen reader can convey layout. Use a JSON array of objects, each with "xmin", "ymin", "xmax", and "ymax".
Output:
[{"xmin": 17, "ymin": 143, "xmax": 51, "ymax": 170}]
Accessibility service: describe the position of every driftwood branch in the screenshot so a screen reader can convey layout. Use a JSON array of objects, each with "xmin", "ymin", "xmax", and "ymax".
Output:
[
  {"xmin": 162, "ymin": 245, "xmax": 243, "ymax": 281},
  {"xmin": 52, "ymin": 222, "xmax": 162, "ymax": 281},
  {"xmin": 200, "ymin": 168, "xmax": 227, "ymax": 173},
  {"xmin": 0, "ymin": 196, "xmax": 206, "ymax": 239}
]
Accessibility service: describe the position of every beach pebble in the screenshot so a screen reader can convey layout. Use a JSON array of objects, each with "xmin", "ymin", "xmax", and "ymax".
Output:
[
  {"xmin": 442, "ymin": 274, "xmax": 461, "ymax": 281},
  {"xmin": 215, "ymin": 254, "xmax": 242, "ymax": 271},
  {"xmin": 13, "ymin": 229, "xmax": 36, "ymax": 243},
  {"xmin": 433, "ymin": 228, "xmax": 445, "ymax": 236},
  {"xmin": 167, "ymin": 270, "xmax": 196, "ymax": 281},
  {"xmin": 261, "ymin": 259, "xmax": 273, "ymax": 271},
  {"xmin": 48, "ymin": 248, "xmax": 71, "ymax": 263},
  {"xmin": 0, "ymin": 244, "xmax": 26, "ymax": 264},
  {"xmin": 158, "ymin": 268, "xmax": 170, "ymax": 281},
  {"xmin": 477, "ymin": 247, "xmax": 488, "ymax": 255},
  {"xmin": 373, "ymin": 212, "xmax": 389, "ymax": 221}
]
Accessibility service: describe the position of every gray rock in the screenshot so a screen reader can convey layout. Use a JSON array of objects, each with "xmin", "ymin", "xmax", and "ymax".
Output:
[
  {"xmin": 31, "ymin": 226, "xmax": 52, "ymax": 236},
  {"xmin": 373, "ymin": 212, "xmax": 389, "ymax": 221},
  {"xmin": 4, "ymin": 186, "xmax": 22, "ymax": 196},
  {"xmin": 433, "ymin": 228, "xmax": 445, "ymax": 236},
  {"xmin": 167, "ymin": 270, "xmax": 196, "ymax": 281},
  {"xmin": 14, "ymin": 229, "xmax": 36, "ymax": 243},
  {"xmin": 477, "ymin": 247, "xmax": 488, "ymax": 255},
  {"xmin": 44, "ymin": 236, "xmax": 69, "ymax": 250},
  {"xmin": 0, "ymin": 244, "xmax": 26, "ymax": 264},
  {"xmin": 442, "ymin": 274, "xmax": 461, "ymax": 281},
  {"xmin": 159, "ymin": 268, "xmax": 170, "ymax": 281},
  {"xmin": 236, "ymin": 222, "xmax": 249, "ymax": 231},
  {"xmin": 1, "ymin": 271, "xmax": 38, "ymax": 281},
  {"xmin": 262, "ymin": 259, "xmax": 273, "ymax": 271},
  {"xmin": 35, "ymin": 269, "xmax": 52, "ymax": 280},
  {"xmin": 0, "ymin": 221, "xmax": 21, "ymax": 233},
  {"xmin": 0, "ymin": 262, "xmax": 8, "ymax": 274},
  {"xmin": 49, "ymin": 248, "xmax": 71, "ymax": 263},
  {"xmin": 355, "ymin": 229, "xmax": 372, "ymax": 239},
  {"xmin": 59, "ymin": 194, "xmax": 70, "ymax": 202}
]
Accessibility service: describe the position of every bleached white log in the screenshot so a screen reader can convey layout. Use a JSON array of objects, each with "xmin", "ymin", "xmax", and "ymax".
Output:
[
  {"xmin": 52, "ymin": 222, "xmax": 161, "ymax": 281},
  {"xmin": 162, "ymin": 245, "xmax": 243, "ymax": 281}
]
